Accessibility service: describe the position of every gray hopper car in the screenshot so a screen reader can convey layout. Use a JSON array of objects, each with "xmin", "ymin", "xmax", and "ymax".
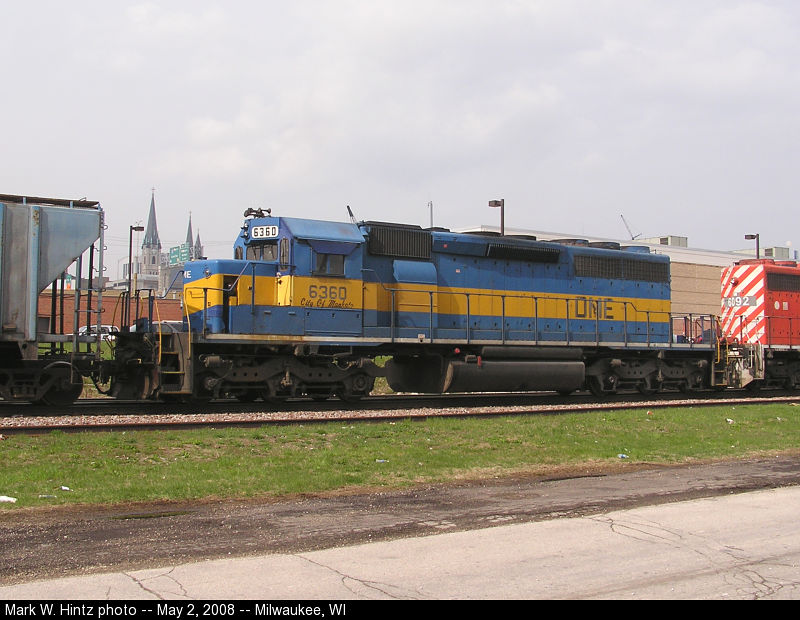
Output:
[{"xmin": 0, "ymin": 194, "xmax": 104, "ymax": 404}]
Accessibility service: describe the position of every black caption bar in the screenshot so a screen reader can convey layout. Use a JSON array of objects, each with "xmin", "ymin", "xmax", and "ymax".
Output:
[{"xmin": 4, "ymin": 602, "xmax": 358, "ymax": 619}]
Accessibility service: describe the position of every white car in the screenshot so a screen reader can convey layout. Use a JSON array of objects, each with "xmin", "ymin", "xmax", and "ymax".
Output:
[{"xmin": 78, "ymin": 325, "xmax": 119, "ymax": 342}]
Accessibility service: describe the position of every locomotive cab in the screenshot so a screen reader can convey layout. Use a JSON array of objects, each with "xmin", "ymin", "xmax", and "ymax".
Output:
[
  {"xmin": 184, "ymin": 213, "xmax": 366, "ymax": 337},
  {"xmin": 174, "ymin": 212, "xmax": 378, "ymax": 402}
]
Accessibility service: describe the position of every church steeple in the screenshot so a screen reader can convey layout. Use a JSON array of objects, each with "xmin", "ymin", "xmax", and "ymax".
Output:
[
  {"xmin": 186, "ymin": 212, "xmax": 193, "ymax": 246},
  {"xmin": 143, "ymin": 189, "xmax": 161, "ymax": 251}
]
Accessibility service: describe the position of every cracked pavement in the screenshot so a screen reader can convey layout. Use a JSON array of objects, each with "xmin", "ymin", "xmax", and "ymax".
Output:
[{"xmin": 2, "ymin": 454, "xmax": 800, "ymax": 599}]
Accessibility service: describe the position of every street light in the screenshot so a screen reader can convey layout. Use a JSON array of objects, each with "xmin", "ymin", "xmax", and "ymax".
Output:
[
  {"xmin": 125, "ymin": 224, "xmax": 144, "ymax": 330},
  {"xmin": 745, "ymin": 233, "xmax": 760, "ymax": 259},
  {"xmin": 488, "ymin": 198, "xmax": 504, "ymax": 236}
]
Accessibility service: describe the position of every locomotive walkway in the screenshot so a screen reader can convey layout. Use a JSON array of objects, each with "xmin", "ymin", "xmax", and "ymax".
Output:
[{"xmin": 2, "ymin": 455, "xmax": 800, "ymax": 599}]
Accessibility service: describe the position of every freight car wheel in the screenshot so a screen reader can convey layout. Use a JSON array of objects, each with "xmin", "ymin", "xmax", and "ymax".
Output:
[{"xmin": 38, "ymin": 369, "xmax": 83, "ymax": 406}]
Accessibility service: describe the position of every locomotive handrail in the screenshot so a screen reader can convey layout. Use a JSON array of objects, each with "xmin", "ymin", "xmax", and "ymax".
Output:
[
  {"xmin": 183, "ymin": 261, "xmax": 261, "ymax": 297},
  {"xmin": 159, "ymin": 269, "xmax": 186, "ymax": 300},
  {"xmin": 714, "ymin": 316, "xmax": 726, "ymax": 365},
  {"xmin": 369, "ymin": 282, "xmax": 678, "ymax": 346}
]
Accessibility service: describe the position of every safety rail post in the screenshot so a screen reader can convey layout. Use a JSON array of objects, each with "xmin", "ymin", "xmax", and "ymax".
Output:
[
  {"xmin": 134, "ymin": 290, "xmax": 140, "ymax": 325},
  {"xmin": 147, "ymin": 291, "xmax": 154, "ymax": 328},
  {"xmin": 501, "ymin": 295, "xmax": 506, "ymax": 344},
  {"xmin": 669, "ymin": 314, "xmax": 674, "ymax": 347},
  {"xmin": 565, "ymin": 298, "xmax": 570, "ymax": 345},
  {"xmin": 72, "ymin": 255, "xmax": 83, "ymax": 354},
  {"xmin": 466, "ymin": 292, "xmax": 471, "ymax": 344},
  {"xmin": 251, "ymin": 263, "xmax": 256, "ymax": 314},
  {"xmin": 85, "ymin": 245, "xmax": 93, "ymax": 344},
  {"xmin": 534, "ymin": 297, "xmax": 539, "ymax": 345},
  {"xmin": 49, "ymin": 279, "xmax": 58, "ymax": 355},
  {"xmin": 429, "ymin": 291, "xmax": 434, "ymax": 342},
  {"xmin": 390, "ymin": 289, "xmax": 396, "ymax": 343},
  {"xmin": 202, "ymin": 288, "xmax": 208, "ymax": 337},
  {"xmin": 623, "ymin": 302, "xmax": 628, "ymax": 346},
  {"xmin": 594, "ymin": 300, "xmax": 600, "ymax": 346}
]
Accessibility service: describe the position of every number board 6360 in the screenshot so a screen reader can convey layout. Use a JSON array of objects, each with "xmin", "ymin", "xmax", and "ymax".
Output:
[{"xmin": 251, "ymin": 225, "xmax": 279, "ymax": 239}]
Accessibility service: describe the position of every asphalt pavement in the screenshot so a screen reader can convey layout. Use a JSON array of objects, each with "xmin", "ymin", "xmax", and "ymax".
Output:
[{"xmin": 2, "ymin": 485, "xmax": 800, "ymax": 599}]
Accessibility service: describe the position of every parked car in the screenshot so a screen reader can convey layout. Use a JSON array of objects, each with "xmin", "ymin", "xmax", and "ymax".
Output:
[{"xmin": 78, "ymin": 325, "xmax": 119, "ymax": 341}]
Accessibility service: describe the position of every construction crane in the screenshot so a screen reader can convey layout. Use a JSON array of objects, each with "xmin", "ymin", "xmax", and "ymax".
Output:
[{"xmin": 620, "ymin": 215, "xmax": 641, "ymax": 240}]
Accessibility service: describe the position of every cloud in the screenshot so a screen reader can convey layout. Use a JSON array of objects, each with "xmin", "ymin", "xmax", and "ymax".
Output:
[
  {"xmin": 2, "ymin": 1, "xmax": 800, "ymax": 260},
  {"xmin": 126, "ymin": 2, "xmax": 226, "ymax": 37}
]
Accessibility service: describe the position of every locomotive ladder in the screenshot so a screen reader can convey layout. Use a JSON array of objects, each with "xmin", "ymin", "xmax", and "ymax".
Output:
[
  {"xmin": 156, "ymin": 332, "xmax": 192, "ymax": 396},
  {"xmin": 711, "ymin": 337, "xmax": 729, "ymax": 388},
  {"xmin": 68, "ymin": 245, "xmax": 105, "ymax": 363}
]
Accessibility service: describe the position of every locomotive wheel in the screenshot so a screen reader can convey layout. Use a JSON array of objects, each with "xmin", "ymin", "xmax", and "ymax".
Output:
[
  {"xmin": 679, "ymin": 371, "xmax": 705, "ymax": 393},
  {"xmin": 337, "ymin": 373, "xmax": 373, "ymax": 402},
  {"xmin": 235, "ymin": 390, "xmax": 259, "ymax": 402},
  {"xmin": 637, "ymin": 375, "xmax": 660, "ymax": 396},
  {"xmin": 587, "ymin": 373, "xmax": 618, "ymax": 397},
  {"xmin": 188, "ymin": 372, "xmax": 216, "ymax": 403},
  {"xmin": 159, "ymin": 394, "xmax": 190, "ymax": 403},
  {"xmin": 261, "ymin": 384, "xmax": 290, "ymax": 405},
  {"xmin": 586, "ymin": 376, "xmax": 605, "ymax": 397},
  {"xmin": 337, "ymin": 389, "xmax": 364, "ymax": 403}
]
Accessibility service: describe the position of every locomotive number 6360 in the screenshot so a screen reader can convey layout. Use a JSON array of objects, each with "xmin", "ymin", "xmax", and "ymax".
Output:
[
  {"xmin": 308, "ymin": 285, "xmax": 348, "ymax": 300},
  {"xmin": 251, "ymin": 225, "xmax": 279, "ymax": 238}
]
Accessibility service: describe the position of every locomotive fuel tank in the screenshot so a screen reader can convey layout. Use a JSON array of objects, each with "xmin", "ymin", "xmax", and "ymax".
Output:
[{"xmin": 387, "ymin": 347, "xmax": 585, "ymax": 394}]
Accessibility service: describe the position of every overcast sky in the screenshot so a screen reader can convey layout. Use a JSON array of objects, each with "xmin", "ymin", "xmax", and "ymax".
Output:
[{"xmin": 2, "ymin": 1, "xmax": 798, "ymax": 272}]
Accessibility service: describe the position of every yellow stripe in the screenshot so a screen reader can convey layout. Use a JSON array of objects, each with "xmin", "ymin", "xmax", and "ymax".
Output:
[
  {"xmin": 363, "ymin": 282, "xmax": 670, "ymax": 323},
  {"xmin": 185, "ymin": 274, "xmax": 671, "ymax": 323}
]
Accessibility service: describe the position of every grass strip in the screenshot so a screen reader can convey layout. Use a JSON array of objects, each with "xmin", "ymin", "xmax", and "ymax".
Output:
[{"xmin": 2, "ymin": 403, "xmax": 799, "ymax": 508}]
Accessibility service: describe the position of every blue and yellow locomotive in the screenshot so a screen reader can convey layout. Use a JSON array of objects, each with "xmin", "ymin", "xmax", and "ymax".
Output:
[{"xmin": 116, "ymin": 208, "xmax": 716, "ymax": 402}]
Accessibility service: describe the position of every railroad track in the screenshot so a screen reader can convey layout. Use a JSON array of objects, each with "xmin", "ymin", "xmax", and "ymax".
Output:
[{"xmin": 2, "ymin": 390, "xmax": 799, "ymax": 435}]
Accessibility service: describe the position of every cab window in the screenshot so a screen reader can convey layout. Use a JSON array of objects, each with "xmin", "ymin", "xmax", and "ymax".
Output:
[
  {"xmin": 313, "ymin": 252, "xmax": 345, "ymax": 276},
  {"xmin": 279, "ymin": 238, "xmax": 291, "ymax": 270},
  {"xmin": 246, "ymin": 241, "xmax": 278, "ymax": 261}
]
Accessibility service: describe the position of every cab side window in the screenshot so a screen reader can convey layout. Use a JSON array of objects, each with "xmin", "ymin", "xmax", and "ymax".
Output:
[
  {"xmin": 313, "ymin": 252, "xmax": 345, "ymax": 276},
  {"xmin": 279, "ymin": 238, "xmax": 291, "ymax": 271}
]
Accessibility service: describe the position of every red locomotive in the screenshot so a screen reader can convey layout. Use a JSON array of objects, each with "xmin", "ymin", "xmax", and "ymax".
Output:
[{"xmin": 721, "ymin": 259, "xmax": 800, "ymax": 347}]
